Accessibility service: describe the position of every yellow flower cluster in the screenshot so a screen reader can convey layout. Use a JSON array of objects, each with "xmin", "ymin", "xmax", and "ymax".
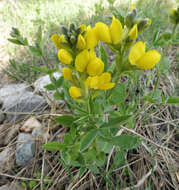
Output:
[{"xmin": 51, "ymin": 10, "xmax": 161, "ymax": 99}]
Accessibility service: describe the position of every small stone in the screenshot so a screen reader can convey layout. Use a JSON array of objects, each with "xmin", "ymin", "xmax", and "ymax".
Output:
[
  {"xmin": 0, "ymin": 185, "xmax": 9, "ymax": 190},
  {"xmin": 0, "ymin": 147, "xmax": 14, "ymax": 172},
  {"xmin": 20, "ymin": 117, "xmax": 42, "ymax": 133},
  {"xmin": 32, "ymin": 126, "xmax": 50, "ymax": 142},
  {"xmin": 3, "ymin": 91, "xmax": 47, "ymax": 122},
  {"xmin": 0, "ymin": 83, "xmax": 32, "ymax": 102},
  {"xmin": 34, "ymin": 72, "xmax": 64, "ymax": 106},
  {"xmin": 16, "ymin": 133, "xmax": 35, "ymax": 166}
]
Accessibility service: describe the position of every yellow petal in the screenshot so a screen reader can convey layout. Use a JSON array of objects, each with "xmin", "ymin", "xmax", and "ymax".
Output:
[
  {"xmin": 58, "ymin": 49, "xmax": 73, "ymax": 65},
  {"xmin": 76, "ymin": 34, "xmax": 86, "ymax": 50},
  {"xmin": 99, "ymin": 82, "xmax": 115, "ymax": 90},
  {"xmin": 109, "ymin": 16, "xmax": 123, "ymax": 45},
  {"xmin": 85, "ymin": 26, "xmax": 99, "ymax": 49},
  {"xmin": 87, "ymin": 57, "xmax": 104, "ymax": 76},
  {"xmin": 89, "ymin": 76, "xmax": 99, "ymax": 89},
  {"xmin": 89, "ymin": 49, "xmax": 96, "ymax": 61},
  {"xmin": 62, "ymin": 68, "xmax": 72, "ymax": 81},
  {"xmin": 128, "ymin": 41, "xmax": 145, "ymax": 65},
  {"xmin": 136, "ymin": 50, "xmax": 161, "ymax": 70},
  {"xmin": 69, "ymin": 86, "xmax": 82, "ymax": 98},
  {"xmin": 94, "ymin": 22, "xmax": 111, "ymax": 43},
  {"xmin": 129, "ymin": 24, "xmax": 138, "ymax": 41},
  {"xmin": 75, "ymin": 49, "xmax": 89, "ymax": 72}
]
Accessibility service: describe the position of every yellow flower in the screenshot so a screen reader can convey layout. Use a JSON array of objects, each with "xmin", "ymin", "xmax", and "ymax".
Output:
[
  {"xmin": 58, "ymin": 49, "xmax": 73, "ymax": 65},
  {"xmin": 69, "ymin": 86, "xmax": 82, "ymax": 98},
  {"xmin": 87, "ymin": 57, "xmax": 104, "ymax": 76},
  {"xmin": 62, "ymin": 68, "xmax": 72, "ymax": 81},
  {"xmin": 85, "ymin": 25, "xmax": 99, "ymax": 49},
  {"xmin": 51, "ymin": 34, "xmax": 66, "ymax": 49},
  {"xmin": 129, "ymin": 24, "xmax": 138, "ymax": 41},
  {"xmin": 76, "ymin": 34, "xmax": 86, "ymax": 50},
  {"xmin": 98, "ymin": 73, "xmax": 115, "ymax": 90},
  {"xmin": 109, "ymin": 16, "xmax": 123, "ymax": 45},
  {"xmin": 129, "ymin": 41, "xmax": 161, "ymax": 70},
  {"xmin": 94, "ymin": 22, "xmax": 111, "ymax": 43},
  {"xmin": 85, "ymin": 72, "xmax": 115, "ymax": 90},
  {"xmin": 75, "ymin": 49, "xmax": 89, "ymax": 72},
  {"xmin": 129, "ymin": 3, "xmax": 136, "ymax": 11}
]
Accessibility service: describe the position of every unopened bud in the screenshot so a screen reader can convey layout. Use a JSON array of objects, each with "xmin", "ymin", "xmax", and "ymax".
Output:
[
  {"xmin": 125, "ymin": 9, "xmax": 137, "ymax": 28},
  {"xmin": 61, "ymin": 26, "xmax": 68, "ymax": 35},
  {"xmin": 137, "ymin": 18, "xmax": 151, "ymax": 32}
]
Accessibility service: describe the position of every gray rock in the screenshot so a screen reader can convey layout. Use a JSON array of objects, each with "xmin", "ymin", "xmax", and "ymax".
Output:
[
  {"xmin": 0, "ymin": 83, "xmax": 32, "ymax": 102},
  {"xmin": 34, "ymin": 72, "xmax": 64, "ymax": 105},
  {"xmin": 0, "ymin": 185, "xmax": 9, "ymax": 190},
  {"xmin": 16, "ymin": 133, "xmax": 35, "ymax": 166},
  {"xmin": 3, "ymin": 91, "xmax": 47, "ymax": 122}
]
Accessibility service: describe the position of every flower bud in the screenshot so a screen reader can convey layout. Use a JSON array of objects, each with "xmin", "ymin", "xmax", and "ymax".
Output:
[
  {"xmin": 87, "ymin": 57, "xmax": 104, "ymax": 76},
  {"xmin": 129, "ymin": 3, "xmax": 136, "ymax": 11},
  {"xmin": 61, "ymin": 26, "xmax": 68, "ymax": 35},
  {"xmin": 70, "ymin": 35, "xmax": 76, "ymax": 44},
  {"xmin": 62, "ymin": 68, "xmax": 72, "ymax": 81},
  {"xmin": 70, "ymin": 23, "xmax": 75, "ymax": 32},
  {"xmin": 109, "ymin": 16, "xmax": 123, "ymax": 44},
  {"xmin": 69, "ymin": 86, "xmax": 82, "ymax": 98},
  {"xmin": 76, "ymin": 34, "xmax": 86, "ymax": 50},
  {"xmin": 58, "ymin": 49, "xmax": 73, "ymax": 65},
  {"xmin": 94, "ymin": 22, "xmax": 111, "ymax": 43},
  {"xmin": 137, "ymin": 18, "xmax": 151, "ymax": 32},
  {"xmin": 125, "ymin": 9, "xmax": 137, "ymax": 28},
  {"xmin": 169, "ymin": 8, "xmax": 179, "ymax": 25}
]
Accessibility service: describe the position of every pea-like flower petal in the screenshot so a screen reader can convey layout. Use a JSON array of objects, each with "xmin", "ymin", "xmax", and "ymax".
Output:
[
  {"xmin": 129, "ymin": 24, "xmax": 138, "ymax": 41},
  {"xmin": 51, "ymin": 34, "xmax": 66, "ymax": 49},
  {"xmin": 69, "ymin": 86, "xmax": 82, "ymax": 98},
  {"xmin": 58, "ymin": 49, "xmax": 73, "ymax": 65},
  {"xmin": 85, "ymin": 26, "xmax": 99, "ymax": 49},
  {"xmin": 136, "ymin": 50, "xmax": 161, "ymax": 69},
  {"xmin": 76, "ymin": 34, "xmax": 86, "ymax": 50},
  {"xmin": 129, "ymin": 41, "xmax": 161, "ymax": 70},
  {"xmin": 62, "ymin": 68, "xmax": 72, "ymax": 81},
  {"xmin": 129, "ymin": 41, "xmax": 145, "ymax": 65},
  {"xmin": 87, "ymin": 57, "xmax": 104, "ymax": 76},
  {"xmin": 75, "ymin": 49, "xmax": 89, "ymax": 72},
  {"xmin": 109, "ymin": 16, "xmax": 123, "ymax": 45},
  {"xmin": 94, "ymin": 22, "xmax": 111, "ymax": 43}
]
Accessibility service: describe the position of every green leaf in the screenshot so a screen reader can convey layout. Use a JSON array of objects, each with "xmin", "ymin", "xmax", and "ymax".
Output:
[
  {"xmin": 55, "ymin": 76, "xmax": 64, "ymax": 88},
  {"xmin": 29, "ymin": 181, "xmax": 37, "ymax": 189},
  {"xmin": 87, "ymin": 165, "xmax": 100, "ymax": 174},
  {"xmin": 79, "ymin": 167, "xmax": 87, "ymax": 178},
  {"xmin": 53, "ymin": 91, "xmax": 63, "ymax": 100},
  {"xmin": 110, "ymin": 83, "xmax": 126, "ymax": 104},
  {"xmin": 113, "ymin": 150, "xmax": 125, "ymax": 167},
  {"xmin": 43, "ymin": 142, "xmax": 64, "ymax": 151},
  {"xmin": 100, "ymin": 115, "xmax": 131, "ymax": 128},
  {"xmin": 8, "ymin": 38, "xmax": 24, "ymax": 45},
  {"xmin": 44, "ymin": 83, "xmax": 56, "ymax": 91},
  {"xmin": 80, "ymin": 129, "xmax": 99, "ymax": 152},
  {"xmin": 61, "ymin": 149, "xmax": 71, "ymax": 165},
  {"xmin": 158, "ymin": 57, "xmax": 171, "ymax": 73},
  {"xmin": 29, "ymin": 46, "xmax": 42, "ymax": 56},
  {"xmin": 108, "ymin": 135, "xmax": 141, "ymax": 150},
  {"xmin": 97, "ymin": 137, "xmax": 113, "ymax": 153},
  {"xmin": 36, "ymin": 26, "xmax": 42, "ymax": 45},
  {"xmin": 55, "ymin": 115, "xmax": 75, "ymax": 127},
  {"xmin": 32, "ymin": 66, "xmax": 57, "ymax": 74},
  {"xmin": 100, "ymin": 45, "xmax": 108, "ymax": 72},
  {"xmin": 166, "ymin": 96, "xmax": 179, "ymax": 104}
]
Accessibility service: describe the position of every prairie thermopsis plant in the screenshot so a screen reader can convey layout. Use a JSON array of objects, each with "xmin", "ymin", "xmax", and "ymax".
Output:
[{"xmin": 45, "ymin": 5, "xmax": 161, "ymax": 174}]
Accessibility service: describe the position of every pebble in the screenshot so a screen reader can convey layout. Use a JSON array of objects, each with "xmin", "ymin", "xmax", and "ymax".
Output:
[{"xmin": 16, "ymin": 133, "xmax": 35, "ymax": 166}]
